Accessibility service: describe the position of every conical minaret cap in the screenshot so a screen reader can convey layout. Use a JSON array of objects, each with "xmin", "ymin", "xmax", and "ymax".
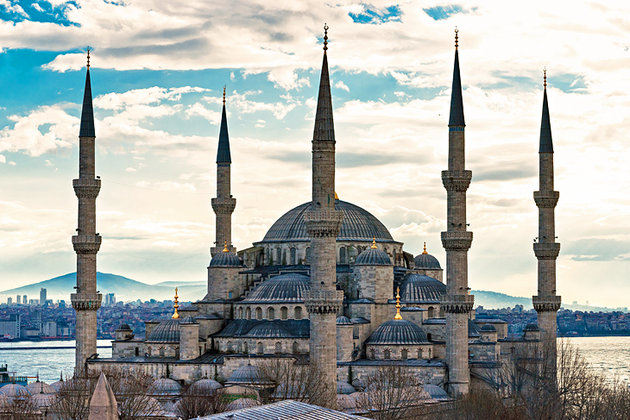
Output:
[
  {"xmin": 448, "ymin": 29, "xmax": 465, "ymax": 127},
  {"xmin": 313, "ymin": 24, "xmax": 335, "ymax": 142},
  {"xmin": 217, "ymin": 87, "xmax": 232, "ymax": 163},
  {"xmin": 539, "ymin": 70, "xmax": 553, "ymax": 153},
  {"xmin": 79, "ymin": 49, "xmax": 95, "ymax": 137}
]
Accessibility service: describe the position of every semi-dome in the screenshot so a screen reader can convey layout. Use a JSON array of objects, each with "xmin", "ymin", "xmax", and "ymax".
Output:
[
  {"xmin": 366, "ymin": 319, "xmax": 429, "ymax": 345},
  {"xmin": 481, "ymin": 324, "xmax": 497, "ymax": 332},
  {"xmin": 149, "ymin": 378, "xmax": 181, "ymax": 395},
  {"xmin": 116, "ymin": 323, "xmax": 132, "ymax": 331},
  {"xmin": 355, "ymin": 247, "xmax": 391, "ymax": 266},
  {"xmin": 414, "ymin": 251, "xmax": 441, "ymax": 270},
  {"xmin": 336, "ymin": 315, "xmax": 352, "ymax": 325},
  {"xmin": 147, "ymin": 319, "xmax": 180, "ymax": 343},
  {"xmin": 210, "ymin": 251, "xmax": 241, "ymax": 268},
  {"xmin": 243, "ymin": 273, "xmax": 309, "ymax": 303},
  {"xmin": 227, "ymin": 364, "xmax": 265, "ymax": 384},
  {"xmin": 260, "ymin": 200, "xmax": 394, "ymax": 243},
  {"xmin": 245, "ymin": 323, "xmax": 292, "ymax": 338},
  {"xmin": 399, "ymin": 274, "xmax": 445, "ymax": 303}
]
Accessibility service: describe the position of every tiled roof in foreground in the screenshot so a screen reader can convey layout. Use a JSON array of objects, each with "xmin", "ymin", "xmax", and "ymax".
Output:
[{"xmin": 199, "ymin": 399, "xmax": 370, "ymax": 419}]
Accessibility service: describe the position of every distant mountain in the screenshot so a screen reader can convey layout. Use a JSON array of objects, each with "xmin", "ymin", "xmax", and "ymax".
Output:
[
  {"xmin": 0, "ymin": 272, "xmax": 206, "ymax": 303},
  {"xmin": 471, "ymin": 290, "xmax": 532, "ymax": 309}
]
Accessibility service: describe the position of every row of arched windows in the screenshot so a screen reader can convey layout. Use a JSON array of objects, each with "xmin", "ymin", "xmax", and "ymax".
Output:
[
  {"xmin": 224, "ymin": 341, "xmax": 301, "ymax": 355},
  {"xmin": 237, "ymin": 306, "xmax": 303, "ymax": 320},
  {"xmin": 369, "ymin": 347, "xmax": 432, "ymax": 360}
]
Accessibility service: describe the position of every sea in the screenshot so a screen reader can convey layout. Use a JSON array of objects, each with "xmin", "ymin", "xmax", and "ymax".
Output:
[{"xmin": 0, "ymin": 337, "xmax": 628, "ymax": 385}]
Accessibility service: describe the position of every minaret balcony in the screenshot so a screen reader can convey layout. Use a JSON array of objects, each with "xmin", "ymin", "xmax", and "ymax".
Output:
[
  {"xmin": 441, "ymin": 170, "xmax": 472, "ymax": 192},
  {"xmin": 441, "ymin": 231, "xmax": 473, "ymax": 251},
  {"xmin": 533, "ymin": 191, "xmax": 559, "ymax": 208},
  {"xmin": 73, "ymin": 178, "xmax": 101, "ymax": 199},
  {"xmin": 304, "ymin": 290, "xmax": 344, "ymax": 314},
  {"xmin": 71, "ymin": 293, "xmax": 102, "ymax": 310},
  {"xmin": 211, "ymin": 197, "xmax": 236, "ymax": 214},
  {"xmin": 304, "ymin": 208, "xmax": 343, "ymax": 238},
  {"xmin": 533, "ymin": 242, "xmax": 560, "ymax": 259},
  {"xmin": 532, "ymin": 295, "xmax": 561, "ymax": 312},
  {"xmin": 72, "ymin": 234, "xmax": 102, "ymax": 254},
  {"xmin": 440, "ymin": 294, "xmax": 474, "ymax": 313}
]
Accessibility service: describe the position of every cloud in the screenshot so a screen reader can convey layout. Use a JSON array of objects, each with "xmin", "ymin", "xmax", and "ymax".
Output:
[{"xmin": 335, "ymin": 80, "xmax": 350, "ymax": 92}]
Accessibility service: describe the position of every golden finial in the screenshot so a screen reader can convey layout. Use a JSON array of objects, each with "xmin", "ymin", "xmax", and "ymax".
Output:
[
  {"xmin": 172, "ymin": 288, "xmax": 180, "ymax": 319},
  {"xmin": 422, "ymin": 242, "xmax": 428, "ymax": 254},
  {"xmin": 223, "ymin": 240, "xmax": 229, "ymax": 252},
  {"xmin": 334, "ymin": 191, "xmax": 339, "ymax": 200},
  {"xmin": 86, "ymin": 47, "xmax": 91, "ymax": 69},
  {"xmin": 371, "ymin": 238, "xmax": 377, "ymax": 249},
  {"xmin": 394, "ymin": 287, "xmax": 403, "ymax": 320},
  {"xmin": 323, "ymin": 23, "xmax": 329, "ymax": 52},
  {"xmin": 543, "ymin": 67, "xmax": 547, "ymax": 89},
  {"xmin": 222, "ymin": 86, "xmax": 226, "ymax": 105},
  {"xmin": 454, "ymin": 27, "xmax": 459, "ymax": 49}
]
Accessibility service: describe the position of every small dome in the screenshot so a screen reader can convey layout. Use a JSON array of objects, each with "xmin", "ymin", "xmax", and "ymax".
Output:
[
  {"xmin": 116, "ymin": 323, "xmax": 132, "ymax": 331},
  {"xmin": 243, "ymin": 273, "xmax": 310, "ymax": 303},
  {"xmin": 209, "ymin": 251, "xmax": 241, "ymax": 268},
  {"xmin": 50, "ymin": 381, "xmax": 64, "ymax": 392},
  {"xmin": 366, "ymin": 319, "xmax": 429, "ymax": 345},
  {"xmin": 26, "ymin": 381, "xmax": 54, "ymax": 394},
  {"xmin": 0, "ymin": 384, "xmax": 30, "ymax": 397},
  {"xmin": 399, "ymin": 274, "xmax": 445, "ymax": 303},
  {"xmin": 180, "ymin": 316, "xmax": 197, "ymax": 325},
  {"xmin": 32, "ymin": 393, "xmax": 54, "ymax": 408},
  {"xmin": 481, "ymin": 324, "xmax": 497, "ymax": 332},
  {"xmin": 414, "ymin": 252, "xmax": 441, "ymax": 269},
  {"xmin": 225, "ymin": 397, "xmax": 260, "ymax": 411},
  {"xmin": 272, "ymin": 382, "xmax": 306, "ymax": 398},
  {"xmin": 337, "ymin": 381, "xmax": 356, "ymax": 395},
  {"xmin": 350, "ymin": 317, "xmax": 370, "ymax": 324},
  {"xmin": 246, "ymin": 323, "xmax": 292, "ymax": 338},
  {"xmin": 355, "ymin": 247, "xmax": 392, "ymax": 266},
  {"xmin": 228, "ymin": 364, "xmax": 264, "ymax": 384},
  {"xmin": 191, "ymin": 379, "xmax": 222, "ymax": 392},
  {"xmin": 524, "ymin": 324, "xmax": 540, "ymax": 332},
  {"xmin": 147, "ymin": 319, "xmax": 180, "ymax": 342},
  {"xmin": 149, "ymin": 378, "xmax": 181, "ymax": 395},
  {"xmin": 336, "ymin": 316, "xmax": 352, "ymax": 325}
]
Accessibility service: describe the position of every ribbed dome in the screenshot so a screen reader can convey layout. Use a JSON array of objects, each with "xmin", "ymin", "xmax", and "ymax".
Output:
[
  {"xmin": 336, "ymin": 316, "xmax": 352, "ymax": 325},
  {"xmin": 147, "ymin": 319, "xmax": 180, "ymax": 342},
  {"xmin": 228, "ymin": 364, "xmax": 264, "ymax": 384},
  {"xmin": 355, "ymin": 248, "xmax": 391, "ymax": 266},
  {"xmin": 400, "ymin": 274, "xmax": 445, "ymax": 303},
  {"xmin": 246, "ymin": 323, "xmax": 292, "ymax": 338},
  {"xmin": 414, "ymin": 253, "xmax": 441, "ymax": 269},
  {"xmin": 366, "ymin": 319, "xmax": 429, "ymax": 345},
  {"xmin": 260, "ymin": 200, "xmax": 394, "ymax": 243},
  {"xmin": 116, "ymin": 323, "xmax": 132, "ymax": 331},
  {"xmin": 191, "ymin": 379, "xmax": 222, "ymax": 392},
  {"xmin": 26, "ymin": 381, "xmax": 54, "ymax": 394},
  {"xmin": 210, "ymin": 251, "xmax": 241, "ymax": 267},
  {"xmin": 0, "ymin": 384, "xmax": 30, "ymax": 397},
  {"xmin": 149, "ymin": 378, "xmax": 181, "ymax": 395},
  {"xmin": 243, "ymin": 273, "xmax": 309, "ymax": 303},
  {"xmin": 32, "ymin": 393, "xmax": 54, "ymax": 408}
]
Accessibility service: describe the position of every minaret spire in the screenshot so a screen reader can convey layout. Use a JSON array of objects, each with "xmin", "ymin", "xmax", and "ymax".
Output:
[
  {"xmin": 304, "ymin": 24, "xmax": 344, "ymax": 408},
  {"xmin": 441, "ymin": 29, "xmax": 474, "ymax": 396},
  {"xmin": 533, "ymin": 69, "xmax": 561, "ymax": 382},
  {"xmin": 72, "ymin": 48, "xmax": 102, "ymax": 374},
  {"xmin": 210, "ymin": 87, "xmax": 236, "ymax": 257}
]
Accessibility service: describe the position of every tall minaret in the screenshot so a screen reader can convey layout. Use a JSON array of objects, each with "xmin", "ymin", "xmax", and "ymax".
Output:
[
  {"xmin": 303, "ymin": 24, "xmax": 344, "ymax": 405},
  {"xmin": 210, "ymin": 87, "xmax": 236, "ymax": 256},
  {"xmin": 71, "ymin": 49, "xmax": 102, "ymax": 374},
  {"xmin": 440, "ymin": 29, "xmax": 474, "ymax": 396},
  {"xmin": 532, "ymin": 70, "xmax": 561, "ymax": 366}
]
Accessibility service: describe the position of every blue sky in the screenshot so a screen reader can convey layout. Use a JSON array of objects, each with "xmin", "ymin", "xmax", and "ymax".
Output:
[{"xmin": 0, "ymin": 0, "xmax": 629, "ymax": 307}]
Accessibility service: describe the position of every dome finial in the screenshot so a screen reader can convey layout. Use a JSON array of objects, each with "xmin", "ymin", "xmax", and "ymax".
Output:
[
  {"xmin": 223, "ymin": 85, "xmax": 226, "ymax": 105},
  {"xmin": 86, "ymin": 47, "xmax": 91, "ymax": 69},
  {"xmin": 543, "ymin": 67, "xmax": 547, "ymax": 89},
  {"xmin": 454, "ymin": 27, "xmax": 459, "ymax": 49},
  {"xmin": 394, "ymin": 287, "xmax": 403, "ymax": 320},
  {"xmin": 371, "ymin": 237, "xmax": 377, "ymax": 249},
  {"xmin": 172, "ymin": 288, "xmax": 180, "ymax": 319},
  {"xmin": 223, "ymin": 240, "xmax": 229, "ymax": 252},
  {"xmin": 334, "ymin": 191, "xmax": 339, "ymax": 200},
  {"xmin": 422, "ymin": 242, "xmax": 428, "ymax": 254},
  {"xmin": 323, "ymin": 23, "xmax": 329, "ymax": 52}
]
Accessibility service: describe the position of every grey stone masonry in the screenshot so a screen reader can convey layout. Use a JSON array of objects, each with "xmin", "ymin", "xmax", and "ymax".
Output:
[
  {"xmin": 72, "ymin": 63, "xmax": 102, "ymax": 374},
  {"xmin": 440, "ymin": 32, "xmax": 473, "ymax": 397},
  {"xmin": 533, "ymin": 76, "xmax": 561, "ymax": 358},
  {"xmin": 304, "ymin": 25, "xmax": 344, "ymax": 407}
]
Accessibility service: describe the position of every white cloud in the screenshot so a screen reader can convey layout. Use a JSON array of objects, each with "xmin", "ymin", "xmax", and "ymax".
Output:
[{"xmin": 335, "ymin": 80, "xmax": 349, "ymax": 92}]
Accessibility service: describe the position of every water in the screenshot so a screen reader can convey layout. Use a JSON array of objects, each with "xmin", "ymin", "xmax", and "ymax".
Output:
[{"xmin": 0, "ymin": 337, "xmax": 628, "ymax": 385}]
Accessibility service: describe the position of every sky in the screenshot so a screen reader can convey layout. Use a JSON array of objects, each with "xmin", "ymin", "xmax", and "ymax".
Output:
[{"xmin": 0, "ymin": 0, "xmax": 628, "ymax": 308}]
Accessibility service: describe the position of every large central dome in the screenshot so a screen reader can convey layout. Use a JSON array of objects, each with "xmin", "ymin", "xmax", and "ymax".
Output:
[{"xmin": 260, "ymin": 200, "xmax": 394, "ymax": 243}]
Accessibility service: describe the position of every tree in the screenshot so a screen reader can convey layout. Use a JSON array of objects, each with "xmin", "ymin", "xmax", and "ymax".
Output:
[
  {"xmin": 257, "ymin": 358, "xmax": 329, "ymax": 407},
  {"xmin": 0, "ymin": 392, "xmax": 39, "ymax": 420},
  {"xmin": 175, "ymin": 383, "xmax": 228, "ymax": 419}
]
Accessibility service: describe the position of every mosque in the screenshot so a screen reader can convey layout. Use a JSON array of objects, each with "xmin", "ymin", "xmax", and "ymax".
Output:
[{"xmin": 75, "ymin": 28, "xmax": 561, "ymax": 401}]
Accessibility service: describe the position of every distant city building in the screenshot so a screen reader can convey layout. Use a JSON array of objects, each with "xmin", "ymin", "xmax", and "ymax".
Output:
[
  {"xmin": 40, "ymin": 288, "xmax": 47, "ymax": 306},
  {"xmin": 16, "ymin": 295, "xmax": 20, "ymax": 305},
  {"xmin": 105, "ymin": 293, "xmax": 116, "ymax": 306},
  {"xmin": 0, "ymin": 314, "xmax": 20, "ymax": 339},
  {"xmin": 6, "ymin": 297, "xmax": 11, "ymax": 306},
  {"xmin": 22, "ymin": 295, "xmax": 27, "ymax": 305},
  {"xmin": 42, "ymin": 320, "xmax": 58, "ymax": 337}
]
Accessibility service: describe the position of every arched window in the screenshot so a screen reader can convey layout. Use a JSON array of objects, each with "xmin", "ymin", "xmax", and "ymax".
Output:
[
  {"xmin": 159, "ymin": 347, "xmax": 165, "ymax": 357},
  {"xmin": 294, "ymin": 307, "xmax": 303, "ymax": 320},
  {"xmin": 227, "ymin": 342, "xmax": 233, "ymax": 353},
  {"xmin": 267, "ymin": 307, "xmax": 275, "ymax": 319},
  {"xmin": 256, "ymin": 307, "xmax": 262, "ymax": 320},
  {"xmin": 281, "ymin": 307, "xmax": 288, "ymax": 320},
  {"xmin": 257, "ymin": 342, "xmax": 264, "ymax": 354},
  {"xmin": 428, "ymin": 306, "xmax": 435, "ymax": 318},
  {"xmin": 290, "ymin": 247, "xmax": 297, "ymax": 265},
  {"xmin": 305, "ymin": 247, "xmax": 311, "ymax": 264},
  {"xmin": 348, "ymin": 246, "xmax": 358, "ymax": 263},
  {"xmin": 369, "ymin": 348, "xmax": 375, "ymax": 359},
  {"xmin": 401, "ymin": 348, "xmax": 408, "ymax": 360},
  {"xmin": 383, "ymin": 349, "xmax": 391, "ymax": 360},
  {"xmin": 135, "ymin": 347, "xmax": 139, "ymax": 357},
  {"xmin": 238, "ymin": 307, "xmax": 243, "ymax": 318},
  {"xmin": 339, "ymin": 247, "xmax": 347, "ymax": 264},
  {"xmin": 439, "ymin": 307, "xmax": 445, "ymax": 317},
  {"xmin": 393, "ymin": 248, "xmax": 397, "ymax": 264},
  {"xmin": 147, "ymin": 347, "xmax": 152, "ymax": 356},
  {"xmin": 243, "ymin": 342, "xmax": 248, "ymax": 354},
  {"xmin": 246, "ymin": 307, "xmax": 252, "ymax": 319},
  {"xmin": 427, "ymin": 333, "xmax": 432, "ymax": 341},
  {"xmin": 275, "ymin": 342, "xmax": 282, "ymax": 354},
  {"xmin": 428, "ymin": 348, "xmax": 432, "ymax": 359},
  {"xmin": 276, "ymin": 247, "xmax": 282, "ymax": 264},
  {"xmin": 292, "ymin": 341, "xmax": 299, "ymax": 354},
  {"xmin": 418, "ymin": 348, "xmax": 423, "ymax": 359}
]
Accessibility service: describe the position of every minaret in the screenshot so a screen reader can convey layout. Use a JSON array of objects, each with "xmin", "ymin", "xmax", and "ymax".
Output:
[
  {"xmin": 71, "ymin": 48, "xmax": 102, "ymax": 374},
  {"xmin": 210, "ymin": 87, "xmax": 236, "ymax": 256},
  {"xmin": 532, "ymin": 69, "xmax": 561, "ymax": 367},
  {"xmin": 440, "ymin": 29, "xmax": 474, "ymax": 396},
  {"xmin": 303, "ymin": 24, "xmax": 344, "ymax": 406}
]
